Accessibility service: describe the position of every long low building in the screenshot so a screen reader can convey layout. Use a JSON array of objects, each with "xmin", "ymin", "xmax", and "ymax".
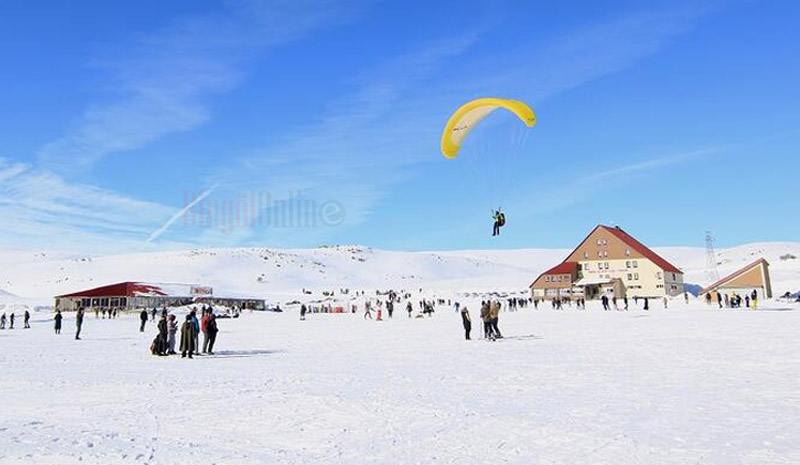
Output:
[
  {"xmin": 530, "ymin": 224, "xmax": 684, "ymax": 300},
  {"xmin": 700, "ymin": 259, "xmax": 772, "ymax": 301},
  {"xmin": 54, "ymin": 282, "xmax": 265, "ymax": 312}
]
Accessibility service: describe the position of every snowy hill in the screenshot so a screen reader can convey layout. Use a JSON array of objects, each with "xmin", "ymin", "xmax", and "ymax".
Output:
[{"xmin": 0, "ymin": 243, "xmax": 798, "ymax": 304}]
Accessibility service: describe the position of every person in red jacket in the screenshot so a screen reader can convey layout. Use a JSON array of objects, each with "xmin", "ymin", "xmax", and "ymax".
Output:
[{"xmin": 201, "ymin": 309, "xmax": 211, "ymax": 354}]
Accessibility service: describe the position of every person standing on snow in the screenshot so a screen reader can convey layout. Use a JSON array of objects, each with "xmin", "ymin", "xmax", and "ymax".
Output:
[
  {"xmin": 54, "ymin": 310, "xmax": 63, "ymax": 334},
  {"xmin": 300, "ymin": 304, "xmax": 307, "ymax": 321},
  {"xmin": 9, "ymin": 312, "xmax": 15, "ymax": 329},
  {"xmin": 406, "ymin": 301, "xmax": 413, "ymax": 318},
  {"xmin": 139, "ymin": 309, "xmax": 148, "ymax": 332},
  {"xmin": 206, "ymin": 310, "xmax": 218, "ymax": 355},
  {"xmin": 75, "ymin": 307, "xmax": 85, "ymax": 340},
  {"xmin": 180, "ymin": 314, "xmax": 197, "ymax": 359},
  {"xmin": 480, "ymin": 301, "xmax": 493, "ymax": 340},
  {"xmin": 167, "ymin": 314, "xmax": 178, "ymax": 355},
  {"xmin": 364, "ymin": 301, "xmax": 373, "ymax": 320},
  {"xmin": 24, "ymin": 310, "xmax": 31, "ymax": 329},
  {"xmin": 157, "ymin": 314, "xmax": 168, "ymax": 356},
  {"xmin": 460, "ymin": 306, "xmax": 472, "ymax": 340},
  {"xmin": 201, "ymin": 309, "xmax": 211, "ymax": 354},
  {"xmin": 190, "ymin": 310, "xmax": 201, "ymax": 356},
  {"xmin": 489, "ymin": 300, "xmax": 502, "ymax": 339},
  {"xmin": 0, "ymin": 313, "xmax": 5, "ymax": 329},
  {"xmin": 643, "ymin": 297, "xmax": 650, "ymax": 311}
]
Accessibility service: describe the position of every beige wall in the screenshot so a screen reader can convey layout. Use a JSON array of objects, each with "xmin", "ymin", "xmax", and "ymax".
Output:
[
  {"xmin": 566, "ymin": 227, "xmax": 645, "ymax": 263},
  {"xmin": 577, "ymin": 258, "xmax": 683, "ymax": 298}
]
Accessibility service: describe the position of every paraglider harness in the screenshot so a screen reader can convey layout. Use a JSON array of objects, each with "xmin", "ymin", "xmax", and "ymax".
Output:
[{"xmin": 496, "ymin": 211, "xmax": 506, "ymax": 227}]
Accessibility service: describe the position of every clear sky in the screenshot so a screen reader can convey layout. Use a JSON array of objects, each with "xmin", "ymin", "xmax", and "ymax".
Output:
[{"xmin": 0, "ymin": 0, "xmax": 797, "ymax": 254}]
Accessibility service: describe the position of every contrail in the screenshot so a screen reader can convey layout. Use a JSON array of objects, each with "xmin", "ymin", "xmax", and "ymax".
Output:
[{"xmin": 145, "ymin": 184, "xmax": 218, "ymax": 243}]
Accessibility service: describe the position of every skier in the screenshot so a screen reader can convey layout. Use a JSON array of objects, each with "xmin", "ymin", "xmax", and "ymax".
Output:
[
  {"xmin": 460, "ymin": 306, "xmax": 472, "ymax": 340},
  {"xmin": 54, "ymin": 310, "xmax": 63, "ymax": 334},
  {"xmin": 24, "ymin": 310, "xmax": 30, "ymax": 329},
  {"xmin": 75, "ymin": 307, "xmax": 84, "ymax": 340},
  {"xmin": 139, "ymin": 309, "xmax": 148, "ymax": 332},
  {"xmin": 179, "ymin": 314, "xmax": 197, "ymax": 359}
]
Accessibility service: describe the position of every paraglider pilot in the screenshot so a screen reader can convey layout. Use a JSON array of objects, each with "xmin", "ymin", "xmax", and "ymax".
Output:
[{"xmin": 492, "ymin": 209, "xmax": 506, "ymax": 236}]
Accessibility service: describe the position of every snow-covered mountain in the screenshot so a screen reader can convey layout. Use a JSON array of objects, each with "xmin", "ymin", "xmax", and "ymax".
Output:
[{"xmin": 0, "ymin": 242, "xmax": 798, "ymax": 304}]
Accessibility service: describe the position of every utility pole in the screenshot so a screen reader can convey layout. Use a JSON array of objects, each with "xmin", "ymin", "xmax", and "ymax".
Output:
[{"xmin": 705, "ymin": 231, "xmax": 720, "ymax": 283}]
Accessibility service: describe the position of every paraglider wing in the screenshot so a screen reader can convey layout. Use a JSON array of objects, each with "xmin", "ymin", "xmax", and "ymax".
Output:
[{"xmin": 441, "ymin": 98, "xmax": 536, "ymax": 158}]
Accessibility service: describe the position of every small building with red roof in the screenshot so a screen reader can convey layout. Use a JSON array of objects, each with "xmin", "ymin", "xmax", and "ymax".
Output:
[
  {"xmin": 530, "ymin": 225, "xmax": 684, "ymax": 300},
  {"xmin": 54, "ymin": 281, "xmax": 265, "ymax": 312}
]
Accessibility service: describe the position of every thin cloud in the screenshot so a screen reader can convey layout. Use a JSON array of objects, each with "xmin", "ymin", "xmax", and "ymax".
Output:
[
  {"xmin": 37, "ymin": 0, "xmax": 371, "ymax": 175},
  {"xmin": 145, "ymin": 184, "xmax": 218, "ymax": 244}
]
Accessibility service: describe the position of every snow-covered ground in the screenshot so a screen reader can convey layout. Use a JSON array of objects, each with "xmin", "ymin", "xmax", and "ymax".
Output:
[
  {"xmin": 1, "ymin": 242, "xmax": 799, "ymax": 306},
  {"xmin": 1, "ymin": 299, "xmax": 799, "ymax": 465}
]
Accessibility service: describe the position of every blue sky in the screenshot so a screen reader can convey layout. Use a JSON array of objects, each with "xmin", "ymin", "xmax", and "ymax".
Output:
[{"xmin": 0, "ymin": 0, "xmax": 797, "ymax": 253}]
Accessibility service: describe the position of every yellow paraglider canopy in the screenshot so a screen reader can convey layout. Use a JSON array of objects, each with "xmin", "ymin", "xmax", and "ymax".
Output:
[{"xmin": 441, "ymin": 98, "xmax": 536, "ymax": 158}]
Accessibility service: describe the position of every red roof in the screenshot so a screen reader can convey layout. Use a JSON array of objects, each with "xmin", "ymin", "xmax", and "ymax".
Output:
[
  {"xmin": 541, "ymin": 261, "xmax": 578, "ymax": 275},
  {"xmin": 603, "ymin": 226, "xmax": 682, "ymax": 274},
  {"xmin": 57, "ymin": 282, "xmax": 174, "ymax": 298},
  {"xmin": 530, "ymin": 261, "xmax": 577, "ymax": 288}
]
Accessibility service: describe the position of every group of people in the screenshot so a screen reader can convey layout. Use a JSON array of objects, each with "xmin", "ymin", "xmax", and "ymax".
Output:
[
  {"xmin": 93, "ymin": 307, "xmax": 121, "ymax": 319},
  {"xmin": 0, "ymin": 310, "xmax": 31, "ymax": 329},
  {"xmin": 474, "ymin": 300, "xmax": 502, "ymax": 340},
  {"xmin": 146, "ymin": 306, "xmax": 219, "ymax": 358},
  {"xmin": 706, "ymin": 290, "xmax": 759, "ymax": 309}
]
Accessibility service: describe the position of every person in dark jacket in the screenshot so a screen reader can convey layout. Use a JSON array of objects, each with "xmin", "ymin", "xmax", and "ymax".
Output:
[
  {"xmin": 643, "ymin": 297, "xmax": 650, "ymax": 311},
  {"xmin": 139, "ymin": 310, "xmax": 148, "ymax": 332},
  {"xmin": 300, "ymin": 304, "xmax": 307, "ymax": 321},
  {"xmin": 54, "ymin": 310, "xmax": 63, "ymax": 334},
  {"xmin": 180, "ymin": 314, "xmax": 197, "ymax": 358},
  {"xmin": 24, "ymin": 310, "xmax": 30, "ymax": 329},
  {"xmin": 460, "ymin": 307, "xmax": 472, "ymax": 340},
  {"xmin": 9, "ymin": 312, "xmax": 15, "ymax": 329},
  {"xmin": 75, "ymin": 308, "xmax": 84, "ymax": 340},
  {"xmin": 190, "ymin": 310, "xmax": 201, "ymax": 355},
  {"xmin": 157, "ymin": 314, "xmax": 168, "ymax": 356},
  {"xmin": 206, "ymin": 310, "xmax": 219, "ymax": 355}
]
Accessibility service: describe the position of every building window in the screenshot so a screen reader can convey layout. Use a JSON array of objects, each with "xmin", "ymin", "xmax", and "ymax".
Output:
[
  {"xmin": 672, "ymin": 273, "xmax": 677, "ymax": 280},
  {"xmin": 626, "ymin": 261, "xmax": 630, "ymax": 268},
  {"xmin": 583, "ymin": 251, "xmax": 588, "ymax": 259},
  {"xmin": 596, "ymin": 239, "xmax": 602, "ymax": 245},
  {"xmin": 597, "ymin": 263, "xmax": 602, "ymax": 270},
  {"xmin": 633, "ymin": 261, "xmax": 638, "ymax": 268},
  {"xmin": 657, "ymin": 272, "xmax": 662, "ymax": 280},
  {"xmin": 545, "ymin": 276, "xmax": 550, "ymax": 282},
  {"xmin": 577, "ymin": 264, "xmax": 583, "ymax": 270},
  {"xmin": 603, "ymin": 251, "xmax": 608, "ymax": 257},
  {"xmin": 627, "ymin": 273, "xmax": 633, "ymax": 281},
  {"xmin": 634, "ymin": 273, "xmax": 639, "ymax": 280},
  {"xmin": 626, "ymin": 249, "xmax": 631, "ymax": 256},
  {"xmin": 604, "ymin": 262, "xmax": 609, "ymax": 270}
]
